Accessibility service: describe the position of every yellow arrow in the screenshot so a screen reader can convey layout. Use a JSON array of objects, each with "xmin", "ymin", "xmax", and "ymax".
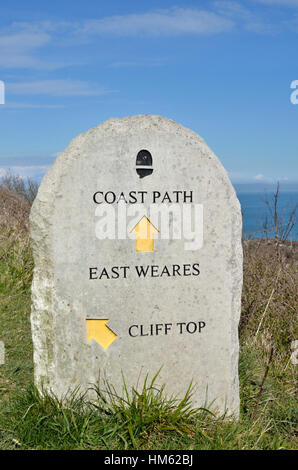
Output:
[
  {"xmin": 131, "ymin": 216, "xmax": 159, "ymax": 252},
  {"xmin": 86, "ymin": 319, "xmax": 117, "ymax": 350}
]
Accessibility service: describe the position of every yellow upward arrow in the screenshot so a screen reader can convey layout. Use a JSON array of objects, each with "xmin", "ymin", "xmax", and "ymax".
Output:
[
  {"xmin": 86, "ymin": 319, "xmax": 117, "ymax": 350},
  {"xmin": 131, "ymin": 216, "xmax": 159, "ymax": 252}
]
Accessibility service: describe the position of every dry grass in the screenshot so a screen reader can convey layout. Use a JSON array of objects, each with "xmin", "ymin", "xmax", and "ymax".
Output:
[
  {"xmin": 241, "ymin": 238, "xmax": 297, "ymax": 352},
  {"xmin": 0, "ymin": 170, "xmax": 38, "ymax": 206},
  {"xmin": 0, "ymin": 186, "xmax": 30, "ymax": 232}
]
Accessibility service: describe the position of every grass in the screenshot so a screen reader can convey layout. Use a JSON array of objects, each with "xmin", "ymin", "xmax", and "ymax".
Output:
[
  {"xmin": 0, "ymin": 225, "xmax": 33, "ymax": 403},
  {"xmin": 0, "ymin": 182, "xmax": 297, "ymax": 450},
  {"xmin": 0, "ymin": 350, "xmax": 296, "ymax": 450}
]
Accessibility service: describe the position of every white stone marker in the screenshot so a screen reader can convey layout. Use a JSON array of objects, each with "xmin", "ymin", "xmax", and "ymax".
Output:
[{"xmin": 30, "ymin": 115, "xmax": 242, "ymax": 416}]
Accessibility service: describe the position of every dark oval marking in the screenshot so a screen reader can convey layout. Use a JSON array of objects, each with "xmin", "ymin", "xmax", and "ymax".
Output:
[
  {"xmin": 136, "ymin": 149, "xmax": 153, "ymax": 179},
  {"xmin": 136, "ymin": 149, "xmax": 152, "ymax": 167}
]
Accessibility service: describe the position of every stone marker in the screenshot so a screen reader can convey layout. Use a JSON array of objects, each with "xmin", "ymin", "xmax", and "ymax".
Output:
[{"xmin": 30, "ymin": 115, "xmax": 242, "ymax": 416}]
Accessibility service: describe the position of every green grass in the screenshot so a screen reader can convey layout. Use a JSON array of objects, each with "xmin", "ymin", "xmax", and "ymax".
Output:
[
  {"xmin": 0, "ymin": 225, "xmax": 297, "ymax": 450},
  {"xmin": 0, "ymin": 228, "xmax": 33, "ymax": 402},
  {"xmin": 0, "ymin": 350, "xmax": 296, "ymax": 450}
]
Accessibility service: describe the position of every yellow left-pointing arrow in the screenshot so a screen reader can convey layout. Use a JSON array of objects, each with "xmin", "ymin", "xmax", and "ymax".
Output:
[{"xmin": 86, "ymin": 319, "xmax": 117, "ymax": 350}]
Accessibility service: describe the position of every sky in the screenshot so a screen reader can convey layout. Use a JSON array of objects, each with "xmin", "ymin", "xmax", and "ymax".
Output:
[{"xmin": 0, "ymin": 0, "xmax": 297, "ymax": 187}]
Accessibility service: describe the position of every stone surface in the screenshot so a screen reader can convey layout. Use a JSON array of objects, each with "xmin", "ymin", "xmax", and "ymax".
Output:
[{"xmin": 30, "ymin": 115, "xmax": 242, "ymax": 416}]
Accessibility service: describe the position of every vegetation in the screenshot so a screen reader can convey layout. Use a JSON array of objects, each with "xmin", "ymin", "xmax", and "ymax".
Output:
[{"xmin": 0, "ymin": 173, "xmax": 297, "ymax": 450}]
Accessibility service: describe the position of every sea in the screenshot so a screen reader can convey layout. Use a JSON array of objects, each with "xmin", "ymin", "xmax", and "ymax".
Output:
[{"xmin": 235, "ymin": 188, "xmax": 298, "ymax": 241}]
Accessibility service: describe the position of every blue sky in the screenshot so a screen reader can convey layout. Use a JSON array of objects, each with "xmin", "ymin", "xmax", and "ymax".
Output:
[{"xmin": 0, "ymin": 0, "xmax": 297, "ymax": 185}]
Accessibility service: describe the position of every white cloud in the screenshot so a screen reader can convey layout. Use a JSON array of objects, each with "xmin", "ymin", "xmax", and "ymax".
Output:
[
  {"xmin": 109, "ymin": 58, "xmax": 166, "ymax": 68},
  {"xmin": 245, "ymin": 21, "xmax": 279, "ymax": 34},
  {"xmin": 213, "ymin": 1, "xmax": 280, "ymax": 33},
  {"xmin": 79, "ymin": 8, "xmax": 234, "ymax": 36},
  {"xmin": 0, "ymin": 165, "xmax": 50, "ymax": 179},
  {"xmin": 0, "ymin": 5, "xmax": 296, "ymax": 72},
  {"xmin": 0, "ymin": 31, "xmax": 51, "ymax": 68},
  {"xmin": 2, "ymin": 102, "xmax": 64, "ymax": 109},
  {"xmin": 256, "ymin": 0, "xmax": 298, "ymax": 6},
  {"xmin": 0, "ymin": 31, "xmax": 49, "ymax": 49},
  {"xmin": 229, "ymin": 172, "xmax": 287, "ymax": 184},
  {"xmin": 254, "ymin": 173, "xmax": 265, "ymax": 180},
  {"xmin": 213, "ymin": 1, "xmax": 253, "ymax": 19},
  {"xmin": 0, "ymin": 11, "xmax": 234, "ymax": 69},
  {"xmin": 7, "ymin": 80, "xmax": 113, "ymax": 97},
  {"xmin": 0, "ymin": 22, "xmax": 85, "ymax": 69}
]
